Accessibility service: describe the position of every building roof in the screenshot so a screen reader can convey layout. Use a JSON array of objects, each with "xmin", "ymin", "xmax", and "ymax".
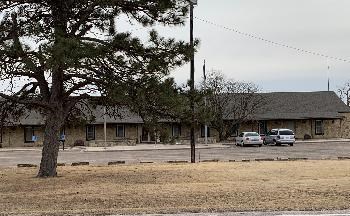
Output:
[
  {"xmin": 4, "ymin": 91, "xmax": 349, "ymax": 125},
  {"xmin": 7, "ymin": 110, "xmax": 46, "ymax": 126},
  {"xmin": 91, "ymin": 106, "xmax": 143, "ymax": 124},
  {"xmin": 250, "ymin": 91, "xmax": 350, "ymax": 120}
]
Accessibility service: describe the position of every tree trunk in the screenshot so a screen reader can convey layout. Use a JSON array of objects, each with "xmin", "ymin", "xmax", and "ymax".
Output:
[
  {"xmin": 37, "ymin": 113, "xmax": 63, "ymax": 178},
  {"xmin": 218, "ymin": 128, "xmax": 225, "ymax": 142},
  {"xmin": 37, "ymin": 1, "xmax": 67, "ymax": 178}
]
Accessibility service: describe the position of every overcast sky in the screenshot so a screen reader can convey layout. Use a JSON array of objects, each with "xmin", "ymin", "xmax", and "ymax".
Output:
[
  {"xmin": 124, "ymin": 0, "xmax": 350, "ymax": 93},
  {"xmin": 3, "ymin": 1, "xmax": 350, "ymax": 93}
]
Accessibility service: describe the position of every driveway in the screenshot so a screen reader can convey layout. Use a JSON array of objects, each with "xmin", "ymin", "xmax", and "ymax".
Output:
[{"xmin": 0, "ymin": 141, "xmax": 349, "ymax": 167}]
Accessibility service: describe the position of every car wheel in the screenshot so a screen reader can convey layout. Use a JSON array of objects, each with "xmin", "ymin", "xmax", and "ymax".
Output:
[
  {"xmin": 259, "ymin": 144, "xmax": 262, "ymax": 147},
  {"xmin": 273, "ymin": 140, "xmax": 280, "ymax": 146}
]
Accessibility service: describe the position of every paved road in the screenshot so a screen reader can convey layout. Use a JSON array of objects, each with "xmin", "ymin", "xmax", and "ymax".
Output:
[
  {"xmin": 112, "ymin": 210, "xmax": 350, "ymax": 216},
  {"xmin": 0, "ymin": 142, "xmax": 349, "ymax": 166}
]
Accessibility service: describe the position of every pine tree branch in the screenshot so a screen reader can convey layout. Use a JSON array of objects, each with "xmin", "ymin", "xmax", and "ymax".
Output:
[{"xmin": 0, "ymin": 92, "xmax": 51, "ymax": 110}]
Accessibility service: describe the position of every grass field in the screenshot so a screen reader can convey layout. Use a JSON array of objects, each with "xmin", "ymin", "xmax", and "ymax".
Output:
[{"xmin": 0, "ymin": 160, "xmax": 350, "ymax": 215}]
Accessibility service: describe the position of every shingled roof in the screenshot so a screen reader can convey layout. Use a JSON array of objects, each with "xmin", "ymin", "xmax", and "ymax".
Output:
[
  {"xmin": 4, "ymin": 91, "xmax": 349, "ymax": 125},
  {"xmin": 91, "ymin": 106, "xmax": 143, "ymax": 124},
  {"xmin": 250, "ymin": 91, "xmax": 350, "ymax": 120}
]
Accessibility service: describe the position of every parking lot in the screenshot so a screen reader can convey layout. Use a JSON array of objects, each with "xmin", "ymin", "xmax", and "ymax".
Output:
[{"xmin": 0, "ymin": 141, "xmax": 349, "ymax": 167}]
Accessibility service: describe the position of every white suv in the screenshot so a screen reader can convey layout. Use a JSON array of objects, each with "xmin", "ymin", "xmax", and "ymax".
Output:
[{"xmin": 263, "ymin": 129, "xmax": 295, "ymax": 146}]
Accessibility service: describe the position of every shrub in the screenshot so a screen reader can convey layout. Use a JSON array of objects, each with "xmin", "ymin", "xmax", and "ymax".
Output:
[
  {"xmin": 73, "ymin": 139, "xmax": 85, "ymax": 146},
  {"xmin": 304, "ymin": 134, "xmax": 312, "ymax": 140}
]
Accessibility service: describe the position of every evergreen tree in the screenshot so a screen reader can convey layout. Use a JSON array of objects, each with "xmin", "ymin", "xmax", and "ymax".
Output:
[{"xmin": 0, "ymin": 0, "xmax": 197, "ymax": 177}]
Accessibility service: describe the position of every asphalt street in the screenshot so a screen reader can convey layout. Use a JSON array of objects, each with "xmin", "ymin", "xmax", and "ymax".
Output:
[
  {"xmin": 0, "ymin": 142, "xmax": 349, "ymax": 166},
  {"xmin": 111, "ymin": 211, "xmax": 350, "ymax": 216}
]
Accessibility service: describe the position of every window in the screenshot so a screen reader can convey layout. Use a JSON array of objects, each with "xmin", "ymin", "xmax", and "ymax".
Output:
[
  {"xmin": 24, "ymin": 126, "xmax": 35, "ymax": 143},
  {"xmin": 141, "ymin": 127, "xmax": 155, "ymax": 142},
  {"xmin": 270, "ymin": 130, "xmax": 278, "ymax": 136},
  {"xmin": 172, "ymin": 124, "xmax": 181, "ymax": 137},
  {"xmin": 246, "ymin": 132, "xmax": 259, "ymax": 137},
  {"xmin": 86, "ymin": 125, "xmax": 95, "ymax": 141},
  {"xmin": 315, "ymin": 120, "xmax": 324, "ymax": 135},
  {"xmin": 116, "ymin": 125, "xmax": 125, "ymax": 138},
  {"xmin": 229, "ymin": 124, "xmax": 239, "ymax": 137},
  {"xmin": 279, "ymin": 130, "xmax": 294, "ymax": 135},
  {"xmin": 258, "ymin": 121, "xmax": 267, "ymax": 135},
  {"xmin": 201, "ymin": 125, "xmax": 210, "ymax": 137}
]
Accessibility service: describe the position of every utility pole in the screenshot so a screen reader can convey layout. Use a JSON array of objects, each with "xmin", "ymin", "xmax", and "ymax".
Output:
[
  {"xmin": 189, "ymin": 0, "xmax": 196, "ymax": 163},
  {"xmin": 203, "ymin": 60, "xmax": 208, "ymax": 145}
]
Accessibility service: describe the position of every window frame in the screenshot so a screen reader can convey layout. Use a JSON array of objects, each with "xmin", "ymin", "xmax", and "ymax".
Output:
[
  {"xmin": 201, "ymin": 125, "xmax": 210, "ymax": 138},
  {"xmin": 86, "ymin": 125, "xmax": 96, "ymax": 141},
  {"xmin": 116, "ymin": 124, "xmax": 125, "ymax": 138},
  {"xmin": 315, "ymin": 120, "xmax": 324, "ymax": 135},
  {"xmin": 258, "ymin": 121, "xmax": 267, "ymax": 135},
  {"xmin": 24, "ymin": 126, "xmax": 35, "ymax": 143},
  {"xmin": 172, "ymin": 124, "xmax": 181, "ymax": 137}
]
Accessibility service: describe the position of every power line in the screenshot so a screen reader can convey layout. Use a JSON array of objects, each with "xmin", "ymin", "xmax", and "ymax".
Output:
[{"xmin": 194, "ymin": 16, "xmax": 350, "ymax": 63}]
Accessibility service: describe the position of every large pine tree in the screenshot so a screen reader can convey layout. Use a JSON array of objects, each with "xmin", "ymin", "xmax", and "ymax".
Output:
[{"xmin": 0, "ymin": 0, "xmax": 195, "ymax": 177}]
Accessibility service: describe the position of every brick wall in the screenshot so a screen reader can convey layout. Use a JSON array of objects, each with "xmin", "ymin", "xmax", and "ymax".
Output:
[{"xmin": 340, "ymin": 113, "xmax": 350, "ymax": 138}]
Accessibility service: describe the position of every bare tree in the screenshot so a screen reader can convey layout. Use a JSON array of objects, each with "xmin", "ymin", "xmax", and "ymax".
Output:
[
  {"xmin": 0, "ymin": 0, "xmax": 196, "ymax": 177},
  {"xmin": 202, "ymin": 70, "xmax": 262, "ymax": 142},
  {"xmin": 338, "ymin": 82, "xmax": 350, "ymax": 106}
]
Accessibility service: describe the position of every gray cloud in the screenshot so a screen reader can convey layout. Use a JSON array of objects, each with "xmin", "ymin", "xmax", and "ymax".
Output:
[{"xmin": 171, "ymin": 0, "xmax": 350, "ymax": 92}]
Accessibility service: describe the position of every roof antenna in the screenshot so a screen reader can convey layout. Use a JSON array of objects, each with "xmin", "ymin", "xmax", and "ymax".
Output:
[{"xmin": 327, "ymin": 58, "xmax": 330, "ymax": 91}]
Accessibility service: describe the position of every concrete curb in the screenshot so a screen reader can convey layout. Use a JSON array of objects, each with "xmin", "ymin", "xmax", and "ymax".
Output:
[
  {"xmin": 71, "ymin": 162, "xmax": 89, "ymax": 166},
  {"xmin": 17, "ymin": 164, "xmax": 37, "ymax": 168},
  {"xmin": 255, "ymin": 158, "xmax": 275, "ymax": 161},
  {"xmin": 108, "ymin": 161, "xmax": 126, "ymax": 165},
  {"xmin": 288, "ymin": 157, "xmax": 308, "ymax": 161},
  {"xmin": 11, "ymin": 156, "xmax": 350, "ymax": 168},
  {"xmin": 167, "ymin": 161, "xmax": 188, "ymax": 164},
  {"xmin": 201, "ymin": 159, "xmax": 219, "ymax": 163}
]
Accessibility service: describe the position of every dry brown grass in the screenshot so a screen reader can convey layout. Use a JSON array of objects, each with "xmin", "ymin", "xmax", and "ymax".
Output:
[{"xmin": 0, "ymin": 160, "xmax": 350, "ymax": 215}]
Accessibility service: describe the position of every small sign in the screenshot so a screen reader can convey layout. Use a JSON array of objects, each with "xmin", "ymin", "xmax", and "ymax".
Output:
[
  {"xmin": 32, "ymin": 135, "xmax": 38, "ymax": 142},
  {"xmin": 60, "ymin": 134, "xmax": 66, "ymax": 141}
]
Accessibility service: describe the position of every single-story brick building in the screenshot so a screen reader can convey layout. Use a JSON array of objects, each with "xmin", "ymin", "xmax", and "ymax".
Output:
[
  {"xmin": 1, "ymin": 91, "xmax": 350, "ymax": 147},
  {"xmin": 239, "ymin": 91, "xmax": 350, "ymax": 139}
]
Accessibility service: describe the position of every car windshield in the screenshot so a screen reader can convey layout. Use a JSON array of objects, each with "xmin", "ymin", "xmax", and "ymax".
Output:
[
  {"xmin": 246, "ymin": 132, "xmax": 259, "ymax": 137},
  {"xmin": 279, "ymin": 130, "xmax": 294, "ymax": 135},
  {"xmin": 269, "ymin": 131, "xmax": 278, "ymax": 135}
]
